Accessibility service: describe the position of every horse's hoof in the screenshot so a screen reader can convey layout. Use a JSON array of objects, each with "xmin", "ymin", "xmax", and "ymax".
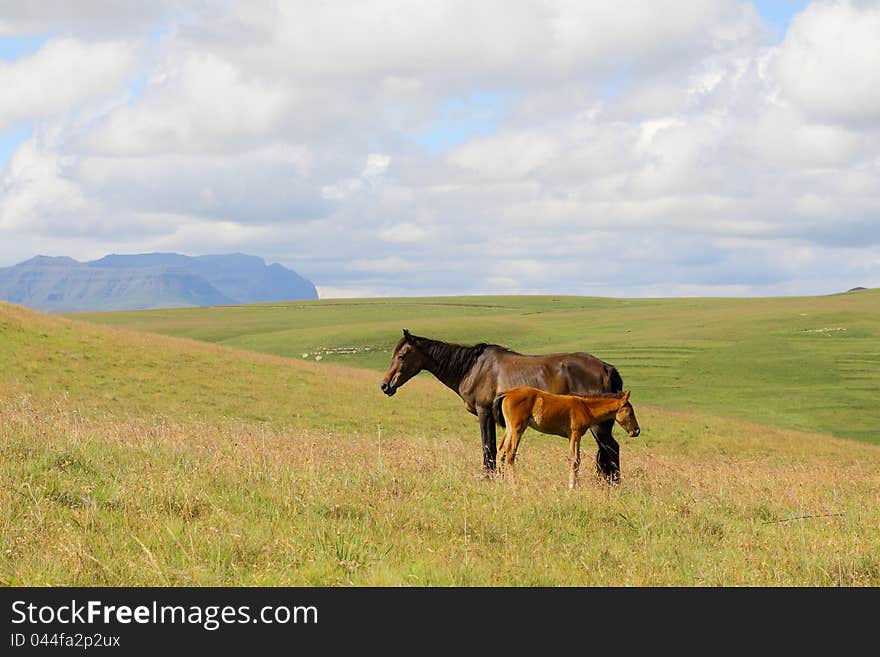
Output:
[{"xmin": 596, "ymin": 471, "xmax": 621, "ymax": 485}]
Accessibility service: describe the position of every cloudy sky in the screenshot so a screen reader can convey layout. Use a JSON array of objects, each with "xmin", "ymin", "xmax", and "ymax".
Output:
[{"xmin": 1, "ymin": 1, "xmax": 878, "ymax": 298}]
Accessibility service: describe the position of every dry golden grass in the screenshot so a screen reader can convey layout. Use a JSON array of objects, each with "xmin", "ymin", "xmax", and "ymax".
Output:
[{"xmin": 3, "ymin": 395, "xmax": 879, "ymax": 586}]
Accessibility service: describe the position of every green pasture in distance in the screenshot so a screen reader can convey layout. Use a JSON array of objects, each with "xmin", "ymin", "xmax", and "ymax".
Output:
[{"xmin": 71, "ymin": 289, "xmax": 880, "ymax": 443}]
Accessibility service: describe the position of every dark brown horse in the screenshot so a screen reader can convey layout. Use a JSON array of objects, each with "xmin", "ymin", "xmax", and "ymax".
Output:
[{"xmin": 380, "ymin": 329, "xmax": 627, "ymax": 481}]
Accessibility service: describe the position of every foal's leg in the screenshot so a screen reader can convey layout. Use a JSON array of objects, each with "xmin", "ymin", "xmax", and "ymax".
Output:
[
  {"xmin": 505, "ymin": 424, "xmax": 527, "ymax": 478},
  {"xmin": 568, "ymin": 430, "xmax": 583, "ymax": 490},
  {"xmin": 497, "ymin": 428, "xmax": 510, "ymax": 472}
]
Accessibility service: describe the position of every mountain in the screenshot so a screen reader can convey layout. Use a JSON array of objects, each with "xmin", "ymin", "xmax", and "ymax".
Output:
[{"xmin": 0, "ymin": 253, "xmax": 318, "ymax": 312}]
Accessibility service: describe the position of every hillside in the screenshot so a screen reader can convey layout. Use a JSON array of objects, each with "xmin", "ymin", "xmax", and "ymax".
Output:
[
  {"xmin": 0, "ymin": 253, "xmax": 317, "ymax": 312},
  {"xmin": 2, "ymin": 300, "xmax": 880, "ymax": 586},
  {"xmin": 74, "ymin": 289, "xmax": 880, "ymax": 444}
]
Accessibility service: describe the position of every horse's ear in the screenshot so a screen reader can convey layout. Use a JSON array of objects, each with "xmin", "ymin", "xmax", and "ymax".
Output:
[
  {"xmin": 621, "ymin": 390, "xmax": 631, "ymax": 403},
  {"xmin": 402, "ymin": 328, "xmax": 411, "ymax": 340}
]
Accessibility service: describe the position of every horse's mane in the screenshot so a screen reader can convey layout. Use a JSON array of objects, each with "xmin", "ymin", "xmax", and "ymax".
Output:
[{"xmin": 411, "ymin": 335, "xmax": 510, "ymax": 384}]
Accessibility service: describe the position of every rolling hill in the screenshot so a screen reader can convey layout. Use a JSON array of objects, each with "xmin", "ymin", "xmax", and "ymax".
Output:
[{"xmin": 1, "ymin": 294, "xmax": 879, "ymax": 585}]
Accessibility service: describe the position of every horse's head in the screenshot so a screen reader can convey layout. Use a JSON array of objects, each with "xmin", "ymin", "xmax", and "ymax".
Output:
[
  {"xmin": 380, "ymin": 329, "xmax": 428, "ymax": 396},
  {"xmin": 615, "ymin": 391, "xmax": 640, "ymax": 438}
]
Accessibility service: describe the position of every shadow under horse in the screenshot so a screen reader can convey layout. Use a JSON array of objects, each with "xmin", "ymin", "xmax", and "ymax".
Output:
[{"xmin": 380, "ymin": 329, "xmax": 628, "ymax": 482}]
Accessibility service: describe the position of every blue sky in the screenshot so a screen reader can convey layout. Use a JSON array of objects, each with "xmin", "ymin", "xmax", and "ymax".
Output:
[
  {"xmin": 417, "ymin": 92, "xmax": 507, "ymax": 155},
  {"xmin": 755, "ymin": 0, "xmax": 811, "ymax": 41},
  {"xmin": 0, "ymin": 122, "xmax": 30, "ymax": 168},
  {"xmin": 0, "ymin": 34, "xmax": 47, "ymax": 61},
  {"xmin": 0, "ymin": 35, "xmax": 46, "ymax": 170}
]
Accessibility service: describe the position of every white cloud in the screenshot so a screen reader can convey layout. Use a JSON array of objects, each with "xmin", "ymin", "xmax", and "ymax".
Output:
[
  {"xmin": 1, "ymin": 0, "xmax": 879, "ymax": 298},
  {"xmin": 321, "ymin": 154, "xmax": 391, "ymax": 200},
  {"xmin": 315, "ymin": 285, "xmax": 387, "ymax": 299},
  {"xmin": 81, "ymin": 51, "xmax": 291, "ymax": 155},
  {"xmin": 0, "ymin": 137, "xmax": 90, "ymax": 231},
  {"xmin": 449, "ymin": 132, "xmax": 559, "ymax": 181},
  {"xmin": 378, "ymin": 222, "xmax": 433, "ymax": 243},
  {"xmin": 363, "ymin": 154, "xmax": 391, "ymax": 179},
  {"xmin": 0, "ymin": 38, "xmax": 137, "ymax": 130},
  {"xmin": 192, "ymin": 0, "xmax": 760, "ymax": 85},
  {"xmin": 0, "ymin": 1, "xmax": 183, "ymax": 36},
  {"xmin": 351, "ymin": 256, "xmax": 420, "ymax": 273},
  {"xmin": 771, "ymin": 0, "xmax": 880, "ymax": 126}
]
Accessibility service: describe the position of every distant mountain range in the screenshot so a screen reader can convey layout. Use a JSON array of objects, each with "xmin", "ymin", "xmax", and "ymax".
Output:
[{"xmin": 0, "ymin": 253, "xmax": 318, "ymax": 312}]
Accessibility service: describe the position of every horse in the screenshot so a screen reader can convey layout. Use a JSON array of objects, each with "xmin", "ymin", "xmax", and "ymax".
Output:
[
  {"xmin": 493, "ymin": 387, "xmax": 640, "ymax": 489},
  {"xmin": 379, "ymin": 329, "xmax": 628, "ymax": 481}
]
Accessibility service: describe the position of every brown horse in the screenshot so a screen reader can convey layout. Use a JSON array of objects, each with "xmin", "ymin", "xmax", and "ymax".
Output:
[
  {"xmin": 380, "ymin": 329, "xmax": 628, "ymax": 481},
  {"xmin": 493, "ymin": 387, "xmax": 640, "ymax": 489}
]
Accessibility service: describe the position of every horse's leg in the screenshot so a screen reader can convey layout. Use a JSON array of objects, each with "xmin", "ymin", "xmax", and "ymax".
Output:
[
  {"xmin": 478, "ymin": 407, "xmax": 497, "ymax": 473},
  {"xmin": 590, "ymin": 419, "xmax": 620, "ymax": 484},
  {"xmin": 568, "ymin": 430, "xmax": 583, "ymax": 490}
]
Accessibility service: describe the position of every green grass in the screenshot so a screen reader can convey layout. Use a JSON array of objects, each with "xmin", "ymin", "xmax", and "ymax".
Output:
[
  {"xmin": 2, "ymin": 296, "xmax": 879, "ymax": 586},
  {"xmin": 73, "ymin": 290, "xmax": 880, "ymax": 443},
  {"xmin": 0, "ymin": 303, "xmax": 470, "ymax": 437}
]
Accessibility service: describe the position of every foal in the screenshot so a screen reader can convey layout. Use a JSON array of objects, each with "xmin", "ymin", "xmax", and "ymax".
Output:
[{"xmin": 494, "ymin": 387, "xmax": 640, "ymax": 489}]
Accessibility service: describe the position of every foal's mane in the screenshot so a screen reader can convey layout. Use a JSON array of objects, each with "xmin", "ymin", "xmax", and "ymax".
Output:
[{"xmin": 575, "ymin": 391, "xmax": 629, "ymax": 400}]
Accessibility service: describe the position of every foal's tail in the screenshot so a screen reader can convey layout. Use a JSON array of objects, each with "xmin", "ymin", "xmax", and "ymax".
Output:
[{"xmin": 492, "ymin": 394, "xmax": 506, "ymax": 428}]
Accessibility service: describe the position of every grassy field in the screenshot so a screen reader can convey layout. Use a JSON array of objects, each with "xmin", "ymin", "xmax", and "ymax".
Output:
[
  {"xmin": 1, "ymin": 293, "xmax": 879, "ymax": 585},
  {"xmin": 75, "ymin": 289, "xmax": 880, "ymax": 443}
]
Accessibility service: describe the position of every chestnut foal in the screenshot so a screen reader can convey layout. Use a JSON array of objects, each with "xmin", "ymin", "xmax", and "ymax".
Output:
[{"xmin": 494, "ymin": 387, "xmax": 640, "ymax": 489}]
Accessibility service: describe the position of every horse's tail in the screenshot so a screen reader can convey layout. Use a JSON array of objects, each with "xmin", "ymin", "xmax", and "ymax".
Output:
[
  {"xmin": 607, "ymin": 364, "xmax": 624, "ymax": 393},
  {"xmin": 492, "ymin": 393, "xmax": 506, "ymax": 428}
]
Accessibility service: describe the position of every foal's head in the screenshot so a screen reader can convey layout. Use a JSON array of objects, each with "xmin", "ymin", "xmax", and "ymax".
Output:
[
  {"xmin": 380, "ymin": 329, "xmax": 428, "ymax": 396},
  {"xmin": 615, "ymin": 391, "xmax": 641, "ymax": 438}
]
